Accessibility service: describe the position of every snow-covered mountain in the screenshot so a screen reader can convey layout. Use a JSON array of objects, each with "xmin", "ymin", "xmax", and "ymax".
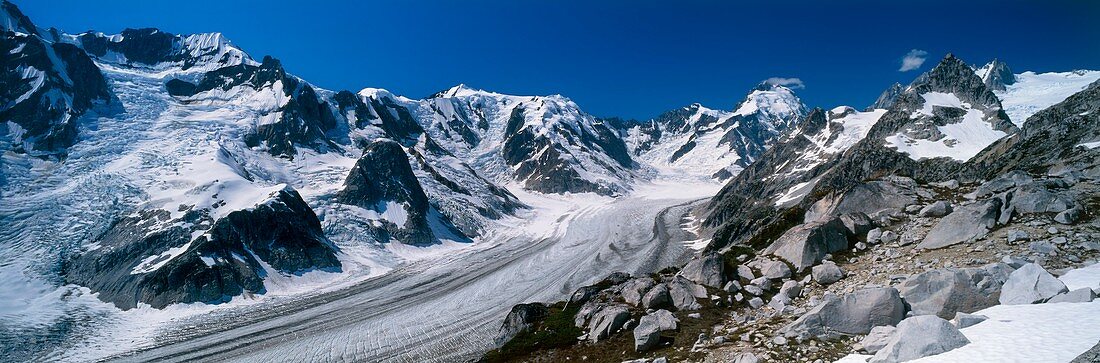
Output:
[
  {"xmin": 0, "ymin": 0, "xmax": 524, "ymax": 311},
  {"xmin": 623, "ymin": 82, "xmax": 807, "ymax": 180},
  {"xmin": 397, "ymin": 84, "xmax": 635, "ymax": 196}
]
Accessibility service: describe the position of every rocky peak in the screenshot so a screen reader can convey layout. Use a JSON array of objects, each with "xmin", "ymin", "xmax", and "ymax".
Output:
[
  {"xmin": 1, "ymin": 0, "xmax": 37, "ymax": 34},
  {"xmin": 336, "ymin": 140, "xmax": 437, "ymax": 245},
  {"xmin": 867, "ymin": 83, "xmax": 904, "ymax": 111},
  {"xmin": 975, "ymin": 59, "xmax": 1016, "ymax": 91}
]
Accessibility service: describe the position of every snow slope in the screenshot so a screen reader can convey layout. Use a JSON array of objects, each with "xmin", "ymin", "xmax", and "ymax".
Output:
[
  {"xmin": 996, "ymin": 70, "xmax": 1100, "ymax": 126},
  {"xmin": 885, "ymin": 92, "xmax": 1009, "ymax": 162}
]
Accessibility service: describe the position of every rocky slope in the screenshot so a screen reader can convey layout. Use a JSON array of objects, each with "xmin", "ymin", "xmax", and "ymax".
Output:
[{"xmin": 703, "ymin": 54, "xmax": 1019, "ymax": 252}]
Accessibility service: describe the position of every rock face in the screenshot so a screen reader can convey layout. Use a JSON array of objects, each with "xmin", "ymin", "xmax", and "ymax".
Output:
[
  {"xmin": 633, "ymin": 309, "xmax": 678, "ymax": 352},
  {"xmin": 1, "ymin": 1, "xmax": 111, "ymax": 153},
  {"xmin": 495, "ymin": 303, "xmax": 549, "ymax": 346},
  {"xmin": 66, "ymin": 187, "xmax": 341, "ymax": 309},
  {"xmin": 976, "ymin": 59, "xmax": 1016, "ymax": 92},
  {"xmin": 783, "ymin": 287, "xmax": 906, "ymax": 339},
  {"xmin": 679, "ymin": 253, "xmax": 727, "ymax": 288},
  {"xmin": 999, "ymin": 263, "xmax": 1069, "ymax": 305},
  {"xmin": 917, "ymin": 199, "xmax": 1001, "ymax": 249},
  {"xmin": 336, "ymin": 140, "xmax": 441, "ymax": 245},
  {"xmin": 870, "ymin": 315, "xmax": 970, "ymax": 363},
  {"xmin": 897, "ymin": 263, "xmax": 1013, "ymax": 318},
  {"xmin": 763, "ymin": 218, "xmax": 850, "ymax": 272}
]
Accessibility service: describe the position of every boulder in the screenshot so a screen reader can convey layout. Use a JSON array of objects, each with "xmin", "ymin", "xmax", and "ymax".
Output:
[
  {"xmin": 633, "ymin": 309, "xmax": 678, "ymax": 352},
  {"xmin": 867, "ymin": 228, "xmax": 884, "ymax": 244},
  {"xmin": 917, "ymin": 199, "xmax": 1001, "ymax": 249},
  {"xmin": 732, "ymin": 352, "xmax": 759, "ymax": 363},
  {"xmin": 1009, "ymin": 184, "xmax": 1074, "ymax": 214},
  {"xmin": 973, "ymin": 170, "xmax": 1032, "ymax": 198},
  {"xmin": 918, "ymin": 201, "xmax": 953, "ymax": 217},
  {"xmin": 870, "ymin": 315, "xmax": 970, "ymax": 363},
  {"xmin": 679, "ymin": 253, "xmax": 726, "ymax": 288},
  {"xmin": 495, "ymin": 303, "xmax": 549, "ymax": 346},
  {"xmin": 811, "ymin": 261, "xmax": 845, "ymax": 285},
  {"xmin": 748, "ymin": 297, "xmax": 764, "ymax": 309},
  {"xmin": 860, "ymin": 325, "xmax": 897, "ymax": 354},
  {"xmin": 1006, "ymin": 230, "xmax": 1030, "ymax": 243},
  {"xmin": 621, "ymin": 278, "xmax": 657, "ymax": 306},
  {"xmin": 1029, "ymin": 240, "xmax": 1057, "ymax": 254},
  {"xmin": 782, "ymin": 287, "xmax": 906, "ymax": 339},
  {"xmin": 763, "ymin": 218, "xmax": 851, "ymax": 272},
  {"xmin": 951, "ymin": 312, "xmax": 988, "ymax": 329},
  {"xmin": 641, "ymin": 283, "xmax": 674, "ymax": 311},
  {"xmin": 736, "ymin": 265, "xmax": 755, "ymax": 281},
  {"xmin": 839, "ymin": 212, "xmax": 875, "ymax": 238},
  {"xmin": 779, "ymin": 280, "xmax": 803, "ymax": 299},
  {"xmin": 1047, "ymin": 288, "xmax": 1096, "ymax": 303},
  {"xmin": 999, "ymin": 263, "xmax": 1069, "ymax": 305},
  {"xmin": 722, "ymin": 280, "xmax": 741, "ymax": 293},
  {"xmin": 758, "ymin": 259, "xmax": 792, "ymax": 280},
  {"xmin": 586, "ymin": 304, "xmax": 631, "ymax": 343},
  {"xmin": 1055, "ymin": 207, "xmax": 1082, "ymax": 225},
  {"xmin": 666, "ymin": 277, "xmax": 704, "ymax": 311},
  {"xmin": 897, "ymin": 263, "xmax": 1012, "ymax": 319}
]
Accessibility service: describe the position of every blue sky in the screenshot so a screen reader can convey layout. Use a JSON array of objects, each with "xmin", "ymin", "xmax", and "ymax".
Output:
[{"xmin": 16, "ymin": 0, "xmax": 1100, "ymax": 119}]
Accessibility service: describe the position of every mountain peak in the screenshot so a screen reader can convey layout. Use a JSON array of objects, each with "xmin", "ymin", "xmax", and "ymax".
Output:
[
  {"xmin": 1, "ymin": 0, "xmax": 37, "ymax": 35},
  {"xmin": 975, "ymin": 59, "xmax": 1016, "ymax": 91},
  {"xmin": 432, "ymin": 83, "xmax": 483, "ymax": 98}
]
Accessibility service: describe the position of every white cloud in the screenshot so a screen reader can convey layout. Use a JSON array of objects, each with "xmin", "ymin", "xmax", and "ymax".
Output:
[
  {"xmin": 763, "ymin": 77, "xmax": 805, "ymax": 89},
  {"xmin": 899, "ymin": 49, "xmax": 928, "ymax": 72}
]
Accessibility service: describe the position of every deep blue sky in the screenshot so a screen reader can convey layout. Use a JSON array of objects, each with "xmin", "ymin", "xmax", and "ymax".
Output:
[{"xmin": 16, "ymin": 0, "xmax": 1100, "ymax": 119}]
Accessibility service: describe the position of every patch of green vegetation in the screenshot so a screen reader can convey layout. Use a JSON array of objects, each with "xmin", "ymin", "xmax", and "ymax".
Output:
[{"xmin": 482, "ymin": 302, "xmax": 583, "ymax": 363}]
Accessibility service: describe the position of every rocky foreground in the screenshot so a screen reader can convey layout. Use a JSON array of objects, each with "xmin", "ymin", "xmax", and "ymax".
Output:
[{"xmin": 487, "ymin": 167, "xmax": 1100, "ymax": 363}]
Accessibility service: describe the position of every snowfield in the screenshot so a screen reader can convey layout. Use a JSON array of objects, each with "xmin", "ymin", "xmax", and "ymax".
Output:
[
  {"xmin": 885, "ymin": 92, "xmax": 1008, "ymax": 162},
  {"xmin": 997, "ymin": 70, "xmax": 1100, "ymax": 126}
]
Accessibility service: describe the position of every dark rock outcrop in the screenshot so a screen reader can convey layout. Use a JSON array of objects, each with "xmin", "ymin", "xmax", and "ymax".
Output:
[
  {"xmin": 65, "ymin": 187, "xmax": 341, "ymax": 309},
  {"xmin": 336, "ymin": 140, "xmax": 438, "ymax": 245},
  {"xmin": 1, "ymin": 1, "xmax": 110, "ymax": 153}
]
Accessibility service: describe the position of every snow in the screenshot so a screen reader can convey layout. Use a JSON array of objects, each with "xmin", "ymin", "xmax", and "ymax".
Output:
[
  {"xmin": 774, "ymin": 180, "xmax": 816, "ymax": 207},
  {"xmin": 885, "ymin": 92, "xmax": 1008, "ymax": 162},
  {"xmin": 837, "ymin": 262, "xmax": 1100, "ymax": 363},
  {"xmin": 1059, "ymin": 262, "xmax": 1100, "ymax": 292},
  {"xmin": 997, "ymin": 70, "xmax": 1100, "ymax": 125},
  {"xmin": 1078, "ymin": 141, "xmax": 1100, "ymax": 150}
]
